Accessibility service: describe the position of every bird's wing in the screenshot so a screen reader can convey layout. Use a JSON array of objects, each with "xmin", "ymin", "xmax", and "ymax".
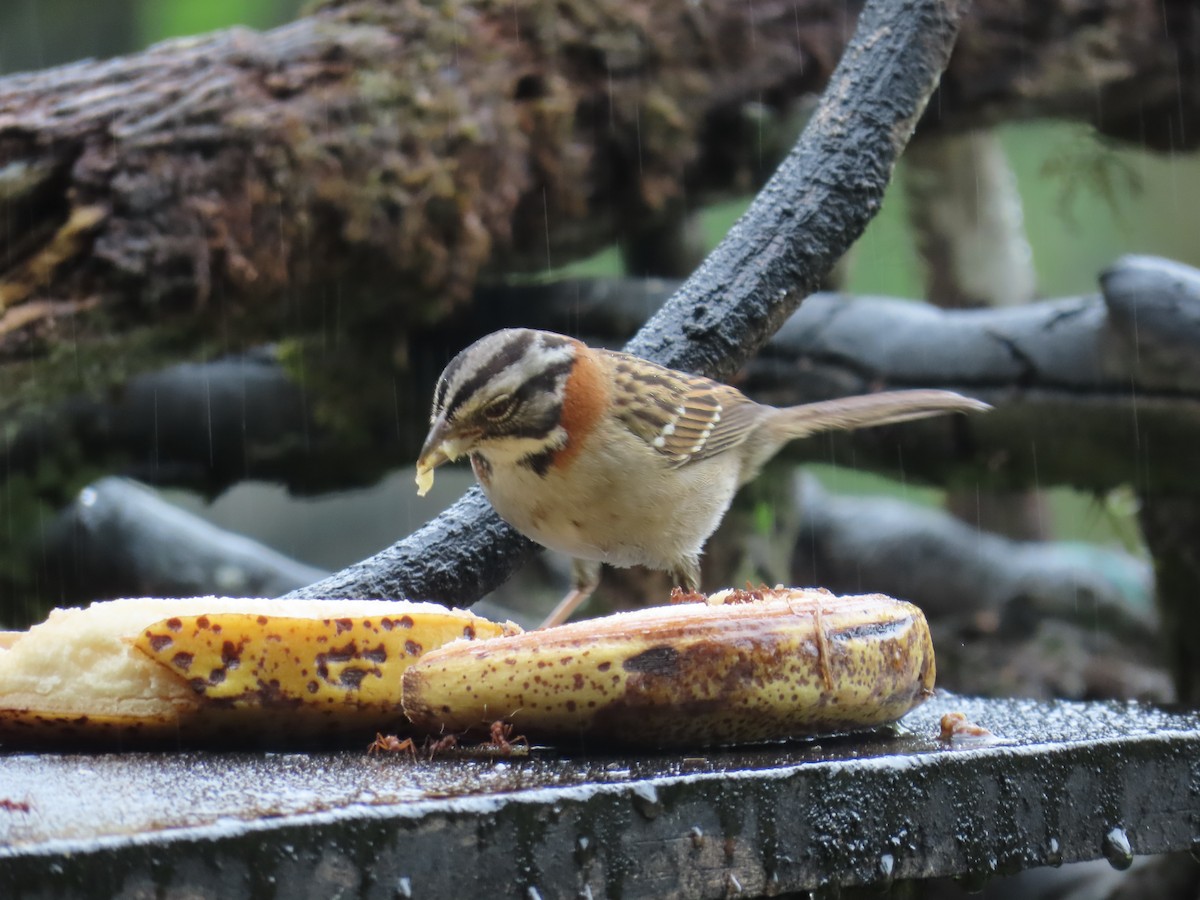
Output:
[{"xmin": 600, "ymin": 349, "xmax": 764, "ymax": 466}]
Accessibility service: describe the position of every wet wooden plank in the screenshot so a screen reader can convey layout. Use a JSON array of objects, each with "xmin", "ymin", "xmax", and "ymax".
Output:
[{"xmin": 1, "ymin": 693, "xmax": 1198, "ymax": 898}]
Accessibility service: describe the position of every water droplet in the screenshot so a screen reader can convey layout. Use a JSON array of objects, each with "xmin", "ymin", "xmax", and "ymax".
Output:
[
  {"xmin": 1102, "ymin": 826, "xmax": 1134, "ymax": 870},
  {"xmin": 689, "ymin": 826, "xmax": 705, "ymax": 850},
  {"xmin": 630, "ymin": 783, "xmax": 662, "ymax": 820},
  {"xmin": 79, "ymin": 487, "xmax": 97, "ymax": 507},
  {"xmin": 955, "ymin": 869, "xmax": 990, "ymax": 893},
  {"xmin": 575, "ymin": 835, "xmax": 595, "ymax": 866},
  {"xmin": 877, "ymin": 852, "xmax": 895, "ymax": 883},
  {"xmin": 394, "ymin": 876, "xmax": 413, "ymax": 899},
  {"xmin": 1045, "ymin": 836, "xmax": 1062, "ymax": 867}
]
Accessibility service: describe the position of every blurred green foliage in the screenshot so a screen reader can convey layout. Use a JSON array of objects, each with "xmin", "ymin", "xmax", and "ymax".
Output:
[
  {"xmin": 135, "ymin": 0, "xmax": 304, "ymax": 46},
  {"xmin": 687, "ymin": 122, "xmax": 1200, "ymax": 302},
  {"xmin": 0, "ymin": 0, "xmax": 303, "ymax": 74}
]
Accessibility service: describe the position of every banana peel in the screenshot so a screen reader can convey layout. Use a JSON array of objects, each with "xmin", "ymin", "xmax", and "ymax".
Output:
[
  {"xmin": 402, "ymin": 588, "xmax": 935, "ymax": 748},
  {"xmin": 0, "ymin": 597, "xmax": 513, "ymax": 748}
]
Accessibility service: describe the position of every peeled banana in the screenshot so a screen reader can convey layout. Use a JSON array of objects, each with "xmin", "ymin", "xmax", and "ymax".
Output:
[
  {"xmin": 402, "ymin": 588, "xmax": 935, "ymax": 747},
  {"xmin": 0, "ymin": 589, "xmax": 934, "ymax": 749},
  {"xmin": 0, "ymin": 597, "xmax": 512, "ymax": 747}
]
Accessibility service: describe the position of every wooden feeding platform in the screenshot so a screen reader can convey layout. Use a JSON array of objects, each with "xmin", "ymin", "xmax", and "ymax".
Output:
[{"xmin": 1, "ymin": 692, "xmax": 1198, "ymax": 898}]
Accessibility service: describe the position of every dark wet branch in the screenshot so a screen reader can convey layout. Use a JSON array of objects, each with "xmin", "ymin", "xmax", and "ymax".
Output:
[
  {"xmin": 46, "ymin": 477, "xmax": 328, "ymax": 602},
  {"xmin": 10, "ymin": 256, "xmax": 1200, "ymax": 513},
  {"xmin": 27, "ymin": 476, "xmax": 531, "ymax": 630},
  {"xmin": 751, "ymin": 255, "xmax": 1200, "ymax": 494},
  {"xmin": 284, "ymin": 0, "xmax": 964, "ymax": 603}
]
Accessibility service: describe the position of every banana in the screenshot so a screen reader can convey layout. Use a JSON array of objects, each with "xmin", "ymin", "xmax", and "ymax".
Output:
[
  {"xmin": 415, "ymin": 464, "xmax": 435, "ymax": 497},
  {"xmin": 0, "ymin": 597, "xmax": 514, "ymax": 747},
  {"xmin": 1, "ymin": 590, "xmax": 934, "ymax": 749},
  {"xmin": 133, "ymin": 609, "xmax": 506, "ymax": 709},
  {"xmin": 402, "ymin": 588, "xmax": 935, "ymax": 747}
]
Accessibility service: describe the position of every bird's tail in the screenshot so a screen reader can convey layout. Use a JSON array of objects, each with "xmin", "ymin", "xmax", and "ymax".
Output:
[
  {"xmin": 766, "ymin": 389, "xmax": 991, "ymax": 441},
  {"xmin": 743, "ymin": 389, "xmax": 990, "ymax": 483}
]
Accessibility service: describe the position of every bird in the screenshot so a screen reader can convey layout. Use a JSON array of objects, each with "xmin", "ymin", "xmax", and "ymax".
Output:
[{"xmin": 416, "ymin": 328, "xmax": 990, "ymax": 627}]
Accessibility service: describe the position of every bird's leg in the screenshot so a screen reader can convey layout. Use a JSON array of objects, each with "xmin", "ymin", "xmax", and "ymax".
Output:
[
  {"xmin": 539, "ymin": 559, "xmax": 602, "ymax": 628},
  {"xmin": 671, "ymin": 557, "xmax": 702, "ymax": 598}
]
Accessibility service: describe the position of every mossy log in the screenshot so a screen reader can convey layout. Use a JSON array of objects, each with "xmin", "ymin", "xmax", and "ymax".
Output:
[{"xmin": 1, "ymin": 0, "xmax": 1197, "ymax": 374}]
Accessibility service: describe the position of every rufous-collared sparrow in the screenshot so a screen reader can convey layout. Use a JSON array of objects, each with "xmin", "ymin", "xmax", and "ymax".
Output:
[{"xmin": 416, "ymin": 328, "xmax": 989, "ymax": 626}]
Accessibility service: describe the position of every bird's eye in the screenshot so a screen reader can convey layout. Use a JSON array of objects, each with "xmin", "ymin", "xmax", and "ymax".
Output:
[{"xmin": 482, "ymin": 395, "xmax": 516, "ymax": 421}]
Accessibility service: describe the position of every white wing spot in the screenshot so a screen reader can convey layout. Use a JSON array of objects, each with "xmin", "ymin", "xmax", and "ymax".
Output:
[
  {"xmin": 653, "ymin": 420, "xmax": 678, "ymax": 449},
  {"xmin": 687, "ymin": 405, "xmax": 720, "ymax": 455},
  {"xmin": 653, "ymin": 409, "xmax": 683, "ymax": 449}
]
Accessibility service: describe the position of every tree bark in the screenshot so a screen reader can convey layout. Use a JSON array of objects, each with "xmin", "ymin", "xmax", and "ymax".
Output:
[
  {"xmin": 0, "ymin": 0, "xmax": 1196, "ymax": 371},
  {"xmin": 0, "ymin": 0, "xmax": 858, "ymax": 367},
  {"xmin": 751, "ymin": 256, "xmax": 1200, "ymax": 494}
]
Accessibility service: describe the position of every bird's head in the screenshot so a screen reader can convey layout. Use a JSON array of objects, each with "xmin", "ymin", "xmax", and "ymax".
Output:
[{"xmin": 416, "ymin": 328, "xmax": 577, "ymax": 495}]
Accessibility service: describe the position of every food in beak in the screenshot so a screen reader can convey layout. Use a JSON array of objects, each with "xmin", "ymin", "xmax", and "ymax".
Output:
[
  {"xmin": 415, "ymin": 460, "xmax": 438, "ymax": 497},
  {"xmin": 415, "ymin": 417, "xmax": 461, "ymax": 497}
]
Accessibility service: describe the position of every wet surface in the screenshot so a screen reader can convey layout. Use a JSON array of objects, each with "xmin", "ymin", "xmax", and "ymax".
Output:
[{"xmin": 2, "ymin": 693, "xmax": 1199, "ymax": 898}]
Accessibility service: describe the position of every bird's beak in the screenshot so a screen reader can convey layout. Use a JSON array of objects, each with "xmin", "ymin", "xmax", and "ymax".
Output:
[{"xmin": 415, "ymin": 416, "xmax": 476, "ymax": 497}]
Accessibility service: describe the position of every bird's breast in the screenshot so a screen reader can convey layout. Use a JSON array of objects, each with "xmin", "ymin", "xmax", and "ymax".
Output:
[{"xmin": 475, "ymin": 429, "xmax": 741, "ymax": 572}]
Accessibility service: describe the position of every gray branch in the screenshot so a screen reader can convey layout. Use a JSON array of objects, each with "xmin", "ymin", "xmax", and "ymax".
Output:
[
  {"xmin": 9, "ymin": 256, "xmax": 1198, "ymax": 512},
  {"xmin": 46, "ymin": 477, "xmax": 327, "ymax": 600},
  {"xmin": 791, "ymin": 475, "xmax": 1155, "ymax": 641},
  {"xmin": 750, "ymin": 255, "xmax": 1200, "ymax": 494}
]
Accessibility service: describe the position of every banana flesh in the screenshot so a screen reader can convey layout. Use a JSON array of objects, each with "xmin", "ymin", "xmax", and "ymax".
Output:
[
  {"xmin": 415, "ymin": 464, "xmax": 436, "ymax": 497},
  {"xmin": 401, "ymin": 588, "xmax": 936, "ymax": 748},
  {"xmin": 0, "ymin": 597, "xmax": 513, "ymax": 747}
]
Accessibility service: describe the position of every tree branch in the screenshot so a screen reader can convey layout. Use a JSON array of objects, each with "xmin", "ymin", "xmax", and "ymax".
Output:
[
  {"xmin": 11, "ymin": 256, "xmax": 1200, "ymax": 514},
  {"xmin": 3, "ymin": 0, "xmax": 1194, "ymax": 372},
  {"xmin": 792, "ymin": 476, "xmax": 1154, "ymax": 637},
  {"xmin": 750, "ymin": 255, "xmax": 1200, "ymax": 494},
  {"xmin": 45, "ymin": 477, "xmax": 327, "ymax": 601}
]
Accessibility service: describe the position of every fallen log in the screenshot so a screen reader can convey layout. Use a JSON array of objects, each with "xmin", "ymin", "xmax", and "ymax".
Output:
[{"xmin": 1, "ymin": 0, "xmax": 1195, "ymax": 369}]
